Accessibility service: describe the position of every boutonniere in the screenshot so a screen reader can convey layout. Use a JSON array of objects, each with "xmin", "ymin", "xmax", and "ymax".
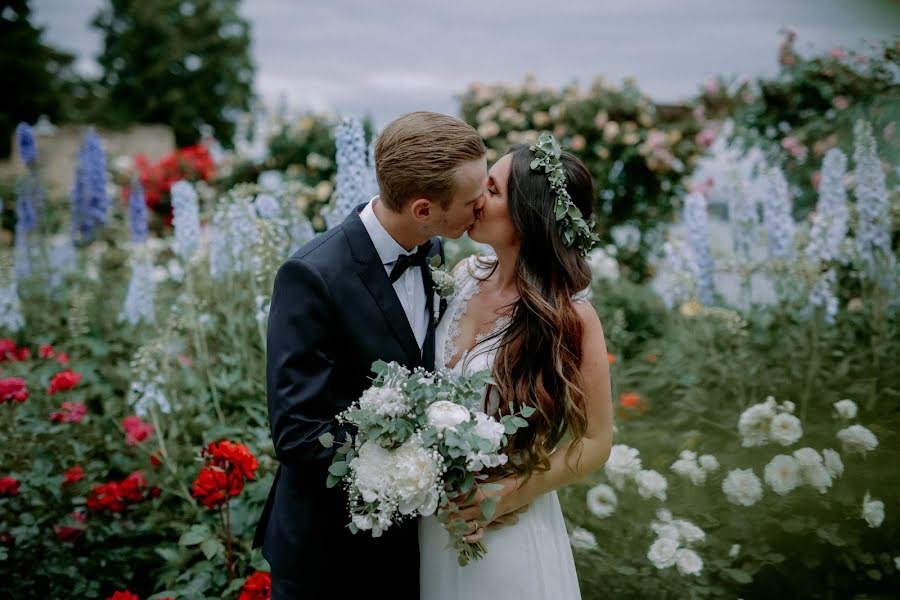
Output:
[{"xmin": 428, "ymin": 255, "xmax": 455, "ymax": 298}]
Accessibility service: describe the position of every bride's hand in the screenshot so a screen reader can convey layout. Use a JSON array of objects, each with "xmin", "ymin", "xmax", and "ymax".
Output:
[{"xmin": 452, "ymin": 476, "xmax": 522, "ymax": 543}]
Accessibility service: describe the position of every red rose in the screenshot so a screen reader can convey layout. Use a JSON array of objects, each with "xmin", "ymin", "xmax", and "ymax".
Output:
[
  {"xmin": 87, "ymin": 482, "xmax": 125, "ymax": 513},
  {"xmin": 122, "ymin": 416, "xmax": 155, "ymax": 445},
  {"xmin": 191, "ymin": 466, "xmax": 244, "ymax": 509},
  {"xmin": 202, "ymin": 440, "xmax": 259, "ymax": 481},
  {"xmin": 50, "ymin": 401, "xmax": 88, "ymax": 423},
  {"xmin": 105, "ymin": 591, "xmax": 138, "ymax": 600},
  {"xmin": 48, "ymin": 369, "xmax": 82, "ymax": 394},
  {"xmin": 0, "ymin": 477, "xmax": 21, "ymax": 496},
  {"xmin": 239, "ymin": 571, "xmax": 272, "ymax": 600},
  {"xmin": 53, "ymin": 511, "xmax": 87, "ymax": 543},
  {"xmin": 150, "ymin": 452, "xmax": 163, "ymax": 467},
  {"xmin": 56, "ymin": 352, "xmax": 70, "ymax": 365},
  {"xmin": 39, "ymin": 344, "xmax": 56, "ymax": 359},
  {"xmin": 118, "ymin": 471, "xmax": 148, "ymax": 503},
  {"xmin": 0, "ymin": 377, "xmax": 28, "ymax": 403},
  {"xmin": 0, "ymin": 339, "xmax": 16, "ymax": 359},
  {"xmin": 62, "ymin": 465, "xmax": 84, "ymax": 487},
  {"xmin": 14, "ymin": 347, "xmax": 29, "ymax": 361}
]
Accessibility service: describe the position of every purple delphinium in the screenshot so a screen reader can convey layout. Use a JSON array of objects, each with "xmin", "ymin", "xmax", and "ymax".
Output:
[
  {"xmin": 15, "ymin": 122, "xmax": 37, "ymax": 168},
  {"xmin": 70, "ymin": 129, "xmax": 110, "ymax": 243},
  {"xmin": 128, "ymin": 176, "xmax": 149, "ymax": 244}
]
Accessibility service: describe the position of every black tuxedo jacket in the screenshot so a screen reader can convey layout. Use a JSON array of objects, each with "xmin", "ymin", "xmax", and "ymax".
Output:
[{"xmin": 253, "ymin": 204, "xmax": 442, "ymax": 598}]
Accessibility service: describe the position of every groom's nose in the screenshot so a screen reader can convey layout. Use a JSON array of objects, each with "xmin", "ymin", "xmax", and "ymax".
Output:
[{"xmin": 475, "ymin": 191, "xmax": 487, "ymax": 211}]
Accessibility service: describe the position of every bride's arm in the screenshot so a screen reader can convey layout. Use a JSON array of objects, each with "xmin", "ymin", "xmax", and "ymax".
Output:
[{"xmin": 459, "ymin": 301, "xmax": 614, "ymax": 540}]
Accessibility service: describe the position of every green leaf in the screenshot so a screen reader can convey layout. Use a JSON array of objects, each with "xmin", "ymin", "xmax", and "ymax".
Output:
[
  {"xmin": 201, "ymin": 538, "xmax": 224, "ymax": 560},
  {"xmin": 326, "ymin": 473, "xmax": 341, "ymax": 488},
  {"xmin": 328, "ymin": 461, "xmax": 348, "ymax": 477},
  {"xmin": 179, "ymin": 524, "xmax": 211, "ymax": 547},
  {"xmin": 520, "ymin": 405, "xmax": 536, "ymax": 418},
  {"xmin": 318, "ymin": 432, "xmax": 335, "ymax": 448},
  {"xmin": 723, "ymin": 568, "xmax": 753, "ymax": 584},
  {"xmin": 480, "ymin": 496, "xmax": 498, "ymax": 522}
]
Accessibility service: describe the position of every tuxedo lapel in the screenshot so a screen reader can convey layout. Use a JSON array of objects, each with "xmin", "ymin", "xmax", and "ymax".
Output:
[{"xmin": 343, "ymin": 206, "xmax": 421, "ymax": 364}]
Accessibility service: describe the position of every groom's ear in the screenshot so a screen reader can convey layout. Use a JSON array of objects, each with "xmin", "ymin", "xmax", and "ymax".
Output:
[{"xmin": 410, "ymin": 198, "xmax": 433, "ymax": 222}]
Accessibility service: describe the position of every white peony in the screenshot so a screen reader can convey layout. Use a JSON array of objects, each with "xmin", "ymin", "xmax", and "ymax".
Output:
[
  {"xmin": 770, "ymin": 413, "xmax": 803, "ymax": 446},
  {"xmin": 426, "ymin": 400, "xmax": 471, "ymax": 432},
  {"xmin": 675, "ymin": 548, "xmax": 704, "ymax": 576},
  {"xmin": 673, "ymin": 519, "xmax": 706, "ymax": 545},
  {"xmin": 635, "ymin": 469, "xmax": 668, "ymax": 501},
  {"xmin": 358, "ymin": 385, "xmax": 410, "ymax": 418},
  {"xmin": 836, "ymin": 424, "xmax": 878, "ymax": 455},
  {"xmin": 392, "ymin": 437, "xmax": 442, "ymax": 515},
  {"xmin": 570, "ymin": 527, "xmax": 598, "ymax": 551},
  {"xmin": 647, "ymin": 537, "xmax": 680, "ymax": 569},
  {"xmin": 722, "ymin": 468, "xmax": 764, "ymax": 506},
  {"xmin": 833, "ymin": 398, "xmax": 858, "ymax": 420},
  {"xmin": 351, "ymin": 441, "xmax": 395, "ymax": 504},
  {"xmin": 472, "ymin": 411, "xmax": 505, "ymax": 449},
  {"xmin": 698, "ymin": 454, "xmax": 720, "ymax": 472},
  {"xmin": 862, "ymin": 491, "xmax": 885, "ymax": 528},
  {"xmin": 586, "ymin": 483, "xmax": 618, "ymax": 518},
  {"xmin": 671, "ymin": 457, "xmax": 707, "ymax": 485},
  {"xmin": 738, "ymin": 403, "xmax": 775, "ymax": 447},
  {"xmin": 604, "ymin": 444, "xmax": 642, "ymax": 490},
  {"xmin": 764, "ymin": 454, "xmax": 802, "ymax": 495},
  {"xmin": 822, "ymin": 448, "xmax": 844, "ymax": 478},
  {"xmin": 803, "ymin": 462, "xmax": 833, "ymax": 494},
  {"xmin": 728, "ymin": 544, "xmax": 741, "ymax": 558}
]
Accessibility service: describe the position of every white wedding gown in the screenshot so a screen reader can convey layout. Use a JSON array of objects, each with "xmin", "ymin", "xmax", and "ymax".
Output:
[{"xmin": 419, "ymin": 255, "xmax": 582, "ymax": 600}]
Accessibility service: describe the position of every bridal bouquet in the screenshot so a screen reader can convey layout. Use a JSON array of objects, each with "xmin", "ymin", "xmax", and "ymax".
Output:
[{"xmin": 319, "ymin": 360, "xmax": 534, "ymax": 565}]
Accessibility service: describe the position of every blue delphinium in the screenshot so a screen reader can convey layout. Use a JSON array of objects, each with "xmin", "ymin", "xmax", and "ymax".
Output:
[
  {"xmin": 0, "ymin": 279, "xmax": 25, "ymax": 332},
  {"xmin": 128, "ymin": 176, "xmax": 149, "ymax": 244},
  {"xmin": 805, "ymin": 149, "xmax": 848, "ymax": 265},
  {"xmin": 118, "ymin": 248, "xmax": 157, "ymax": 326},
  {"xmin": 762, "ymin": 167, "xmax": 796, "ymax": 261},
  {"xmin": 15, "ymin": 122, "xmax": 37, "ymax": 167},
  {"xmin": 852, "ymin": 120, "xmax": 892, "ymax": 280},
  {"xmin": 652, "ymin": 237, "xmax": 698, "ymax": 309},
  {"xmin": 327, "ymin": 117, "xmax": 369, "ymax": 228},
  {"xmin": 14, "ymin": 177, "xmax": 39, "ymax": 281},
  {"xmin": 724, "ymin": 169, "xmax": 758, "ymax": 262},
  {"xmin": 684, "ymin": 191, "xmax": 715, "ymax": 305},
  {"xmin": 171, "ymin": 180, "xmax": 201, "ymax": 261},
  {"xmin": 70, "ymin": 129, "xmax": 110, "ymax": 243},
  {"xmin": 807, "ymin": 268, "xmax": 839, "ymax": 324},
  {"xmin": 366, "ymin": 136, "xmax": 379, "ymax": 200}
]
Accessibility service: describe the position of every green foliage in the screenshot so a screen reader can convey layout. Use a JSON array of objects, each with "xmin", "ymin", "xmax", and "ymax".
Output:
[{"xmin": 91, "ymin": 0, "xmax": 255, "ymax": 146}]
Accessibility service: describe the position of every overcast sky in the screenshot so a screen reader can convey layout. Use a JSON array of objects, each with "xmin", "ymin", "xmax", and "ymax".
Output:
[{"xmin": 31, "ymin": 0, "xmax": 900, "ymax": 127}]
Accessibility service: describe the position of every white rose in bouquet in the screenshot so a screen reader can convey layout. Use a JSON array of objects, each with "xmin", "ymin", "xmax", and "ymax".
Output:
[
  {"xmin": 350, "ymin": 441, "xmax": 395, "ymax": 504},
  {"xmin": 427, "ymin": 400, "xmax": 471, "ymax": 433},
  {"xmin": 393, "ymin": 436, "xmax": 443, "ymax": 515}
]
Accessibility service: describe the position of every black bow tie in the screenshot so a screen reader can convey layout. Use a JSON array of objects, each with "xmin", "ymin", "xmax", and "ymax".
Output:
[{"xmin": 389, "ymin": 239, "xmax": 433, "ymax": 283}]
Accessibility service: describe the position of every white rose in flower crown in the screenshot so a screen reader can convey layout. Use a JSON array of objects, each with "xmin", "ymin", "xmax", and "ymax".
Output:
[
  {"xmin": 822, "ymin": 448, "xmax": 844, "ymax": 478},
  {"xmin": 862, "ymin": 491, "xmax": 885, "ymax": 528},
  {"xmin": 764, "ymin": 454, "xmax": 802, "ymax": 495},
  {"xmin": 392, "ymin": 436, "xmax": 442, "ymax": 515},
  {"xmin": 675, "ymin": 548, "xmax": 704, "ymax": 576},
  {"xmin": 770, "ymin": 412, "xmax": 803, "ymax": 446},
  {"xmin": 359, "ymin": 385, "xmax": 410, "ymax": 418},
  {"xmin": 738, "ymin": 403, "xmax": 775, "ymax": 447},
  {"xmin": 427, "ymin": 400, "xmax": 471, "ymax": 433},
  {"xmin": 586, "ymin": 483, "xmax": 618, "ymax": 518},
  {"xmin": 351, "ymin": 441, "xmax": 395, "ymax": 504},
  {"xmin": 635, "ymin": 469, "xmax": 668, "ymax": 501},
  {"xmin": 836, "ymin": 424, "xmax": 878, "ymax": 455},
  {"xmin": 604, "ymin": 444, "xmax": 642, "ymax": 490},
  {"xmin": 647, "ymin": 537, "xmax": 680, "ymax": 569},
  {"xmin": 722, "ymin": 468, "xmax": 763, "ymax": 506},
  {"xmin": 833, "ymin": 399, "xmax": 858, "ymax": 420}
]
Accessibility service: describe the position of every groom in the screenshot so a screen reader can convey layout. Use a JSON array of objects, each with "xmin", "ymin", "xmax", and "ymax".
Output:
[{"xmin": 253, "ymin": 112, "xmax": 488, "ymax": 599}]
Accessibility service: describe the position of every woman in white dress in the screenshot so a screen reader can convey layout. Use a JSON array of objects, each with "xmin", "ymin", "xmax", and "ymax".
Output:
[{"xmin": 419, "ymin": 136, "xmax": 615, "ymax": 599}]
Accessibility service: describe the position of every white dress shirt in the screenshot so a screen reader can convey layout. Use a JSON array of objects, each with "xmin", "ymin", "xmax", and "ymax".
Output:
[{"xmin": 359, "ymin": 197, "xmax": 429, "ymax": 349}]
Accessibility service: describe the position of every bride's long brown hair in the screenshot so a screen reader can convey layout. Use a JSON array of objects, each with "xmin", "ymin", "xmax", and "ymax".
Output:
[{"xmin": 477, "ymin": 144, "xmax": 594, "ymax": 478}]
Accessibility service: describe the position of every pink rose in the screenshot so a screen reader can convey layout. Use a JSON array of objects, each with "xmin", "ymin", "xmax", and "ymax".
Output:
[
  {"xmin": 832, "ymin": 96, "xmax": 849, "ymax": 110},
  {"xmin": 828, "ymin": 47, "xmax": 846, "ymax": 60}
]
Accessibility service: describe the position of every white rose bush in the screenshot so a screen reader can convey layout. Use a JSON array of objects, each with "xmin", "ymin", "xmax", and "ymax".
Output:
[{"xmin": 319, "ymin": 360, "xmax": 534, "ymax": 565}]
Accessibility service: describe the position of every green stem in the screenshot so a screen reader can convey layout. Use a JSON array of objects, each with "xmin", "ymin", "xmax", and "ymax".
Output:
[
  {"xmin": 185, "ymin": 268, "xmax": 225, "ymax": 426},
  {"xmin": 800, "ymin": 310, "xmax": 820, "ymax": 424}
]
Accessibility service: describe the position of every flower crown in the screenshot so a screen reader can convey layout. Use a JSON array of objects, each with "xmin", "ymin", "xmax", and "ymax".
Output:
[{"xmin": 528, "ymin": 133, "xmax": 600, "ymax": 256}]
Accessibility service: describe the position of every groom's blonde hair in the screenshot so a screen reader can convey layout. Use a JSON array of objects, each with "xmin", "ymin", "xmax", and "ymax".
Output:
[{"xmin": 375, "ymin": 112, "xmax": 486, "ymax": 211}]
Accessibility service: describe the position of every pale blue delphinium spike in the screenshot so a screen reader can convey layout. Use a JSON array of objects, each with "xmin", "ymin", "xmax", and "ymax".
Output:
[
  {"xmin": 684, "ymin": 191, "xmax": 716, "ymax": 305},
  {"xmin": 805, "ymin": 149, "xmax": 849, "ymax": 265},
  {"xmin": 118, "ymin": 249, "xmax": 157, "ymax": 326},
  {"xmin": 327, "ymin": 116, "xmax": 369, "ymax": 228},
  {"xmin": 724, "ymin": 169, "xmax": 757, "ymax": 262},
  {"xmin": 15, "ymin": 122, "xmax": 37, "ymax": 168},
  {"xmin": 852, "ymin": 120, "xmax": 893, "ymax": 281},
  {"xmin": 762, "ymin": 167, "xmax": 796, "ymax": 261},
  {"xmin": 171, "ymin": 180, "xmax": 201, "ymax": 261},
  {"xmin": 128, "ymin": 176, "xmax": 149, "ymax": 244}
]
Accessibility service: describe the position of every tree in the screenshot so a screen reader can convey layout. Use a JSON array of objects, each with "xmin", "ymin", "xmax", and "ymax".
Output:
[
  {"xmin": 0, "ymin": 0, "xmax": 77, "ymax": 158},
  {"xmin": 92, "ymin": 0, "xmax": 254, "ymax": 146}
]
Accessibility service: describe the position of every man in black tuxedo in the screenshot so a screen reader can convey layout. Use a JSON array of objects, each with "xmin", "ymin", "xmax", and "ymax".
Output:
[{"xmin": 253, "ymin": 112, "xmax": 488, "ymax": 599}]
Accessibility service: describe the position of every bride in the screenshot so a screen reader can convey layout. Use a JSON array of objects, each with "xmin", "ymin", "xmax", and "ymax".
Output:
[{"xmin": 419, "ymin": 135, "xmax": 615, "ymax": 599}]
